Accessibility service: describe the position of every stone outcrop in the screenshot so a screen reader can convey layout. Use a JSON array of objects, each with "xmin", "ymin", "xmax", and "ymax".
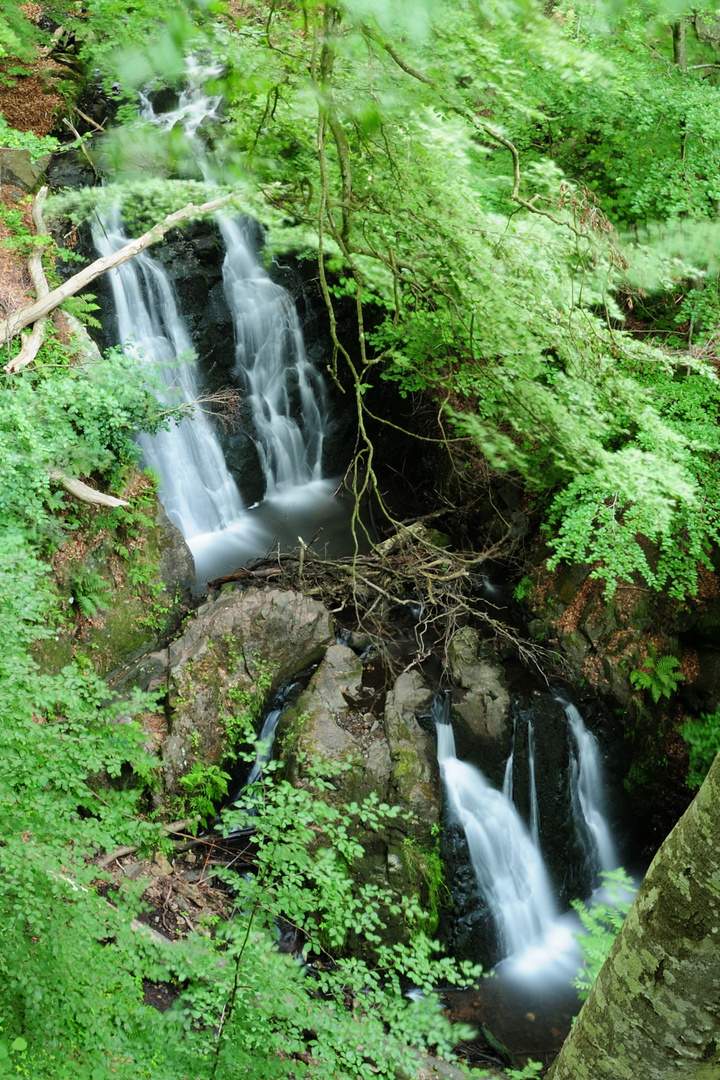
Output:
[
  {"xmin": 277, "ymin": 658, "xmax": 442, "ymax": 941},
  {"xmin": 157, "ymin": 587, "xmax": 333, "ymax": 794},
  {"xmin": 447, "ymin": 626, "xmax": 511, "ymax": 785},
  {"xmin": 0, "ymin": 148, "xmax": 51, "ymax": 194}
]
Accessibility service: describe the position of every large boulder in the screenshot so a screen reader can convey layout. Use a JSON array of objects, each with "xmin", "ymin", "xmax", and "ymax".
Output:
[
  {"xmin": 0, "ymin": 148, "xmax": 51, "ymax": 193},
  {"xmin": 161, "ymin": 587, "xmax": 334, "ymax": 794},
  {"xmin": 447, "ymin": 627, "xmax": 512, "ymax": 785}
]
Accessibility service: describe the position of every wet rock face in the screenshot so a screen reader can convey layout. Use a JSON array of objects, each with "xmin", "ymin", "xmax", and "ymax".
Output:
[
  {"xmin": 509, "ymin": 694, "xmax": 590, "ymax": 907},
  {"xmin": 447, "ymin": 627, "xmax": 512, "ymax": 786},
  {"xmin": 440, "ymin": 817, "xmax": 500, "ymax": 968},
  {"xmin": 280, "ymin": 643, "xmax": 365, "ymax": 767}
]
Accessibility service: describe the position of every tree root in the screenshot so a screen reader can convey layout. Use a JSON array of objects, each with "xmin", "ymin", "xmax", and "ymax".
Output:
[{"xmin": 210, "ymin": 523, "xmax": 558, "ymax": 682}]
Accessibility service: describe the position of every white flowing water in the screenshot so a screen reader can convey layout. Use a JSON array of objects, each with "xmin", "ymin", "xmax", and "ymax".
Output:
[
  {"xmin": 219, "ymin": 215, "xmax": 331, "ymax": 494},
  {"xmin": 527, "ymin": 720, "xmax": 540, "ymax": 847},
  {"xmin": 244, "ymin": 705, "xmax": 284, "ymax": 788},
  {"xmin": 565, "ymin": 703, "xmax": 618, "ymax": 877},
  {"xmin": 98, "ymin": 59, "xmax": 346, "ymax": 580},
  {"xmin": 93, "ymin": 209, "xmax": 244, "ymax": 538},
  {"xmin": 435, "ymin": 699, "xmax": 557, "ymax": 959},
  {"xmin": 502, "ymin": 715, "xmax": 540, "ymax": 846}
]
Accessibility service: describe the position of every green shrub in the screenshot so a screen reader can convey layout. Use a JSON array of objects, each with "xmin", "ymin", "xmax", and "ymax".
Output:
[
  {"xmin": 572, "ymin": 868, "xmax": 637, "ymax": 1001},
  {"xmin": 679, "ymin": 711, "xmax": 720, "ymax": 789},
  {"xmin": 0, "ymin": 113, "xmax": 58, "ymax": 160},
  {"xmin": 629, "ymin": 649, "xmax": 684, "ymax": 703}
]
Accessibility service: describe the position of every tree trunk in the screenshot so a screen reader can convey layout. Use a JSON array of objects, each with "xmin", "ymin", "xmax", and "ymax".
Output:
[
  {"xmin": 673, "ymin": 20, "xmax": 687, "ymax": 70},
  {"xmin": 547, "ymin": 752, "xmax": 720, "ymax": 1079}
]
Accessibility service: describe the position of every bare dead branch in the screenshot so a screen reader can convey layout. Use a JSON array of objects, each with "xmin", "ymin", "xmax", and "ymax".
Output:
[
  {"xmin": 4, "ymin": 186, "xmax": 50, "ymax": 374},
  {"xmin": 49, "ymin": 470, "xmax": 130, "ymax": 508},
  {"xmin": 0, "ymin": 194, "xmax": 234, "ymax": 347}
]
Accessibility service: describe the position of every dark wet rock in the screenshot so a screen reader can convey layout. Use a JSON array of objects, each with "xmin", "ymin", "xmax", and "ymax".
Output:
[
  {"xmin": 156, "ymin": 504, "xmax": 195, "ymax": 606},
  {"xmin": 46, "ymin": 147, "xmax": 97, "ymax": 192},
  {"xmin": 440, "ymin": 816, "xmax": 498, "ymax": 967}
]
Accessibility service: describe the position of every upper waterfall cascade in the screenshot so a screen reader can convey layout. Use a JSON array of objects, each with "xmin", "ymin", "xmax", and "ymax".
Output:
[
  {"xmin": 94, "ymin": 208, "xmax": 244, "ymax": 539},
  {"xmin": 99, "ymin": 59, "xmax": 341, "ymax": 581}
]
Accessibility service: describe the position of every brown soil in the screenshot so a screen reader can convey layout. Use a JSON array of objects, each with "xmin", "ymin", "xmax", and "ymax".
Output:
[{"xmin": 0, "ymin": 56, "xmax": 65, "ymax": 135}]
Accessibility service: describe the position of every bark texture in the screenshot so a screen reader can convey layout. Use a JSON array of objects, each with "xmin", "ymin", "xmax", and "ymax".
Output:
[{"xmin": 547, "ymin": 752, "xmax": 720, "ymax": 1079}]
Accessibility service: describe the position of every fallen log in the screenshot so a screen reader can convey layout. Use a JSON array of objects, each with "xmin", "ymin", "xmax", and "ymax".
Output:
[
  {"xmin": 49, "ymin": 470, "xmax": 130, "ymax": 508},
  {"xmin": 4, "ymin": 186, "xmax": 50, "ymax": 374},
  {"xmin": 0, "ymin": 193, "xmax": 234, "ymax": 347}
]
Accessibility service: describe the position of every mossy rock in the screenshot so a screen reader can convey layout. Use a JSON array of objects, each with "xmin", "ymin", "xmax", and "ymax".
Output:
[{"xmin": 35, "ymin": 479, "xmax": 194, "ymax": 678}]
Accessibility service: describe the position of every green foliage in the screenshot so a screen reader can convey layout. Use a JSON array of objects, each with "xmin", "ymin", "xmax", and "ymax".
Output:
[
  {"xmin": 178, "ymin": 762, "xmax": 231, "ymax": 824},
  {"xmin": 513, "ymin": 576, "xmax": 534, "ymax": 601},
  {"xmin": 68, "ymin": 566, "xmax": 113, "ymax": 618},
  {"xmin": 224, "ymin": 655, "xmax": 275, "ymax": 756},
  {"xmin": 630, "ymin": 648, "xmax": 685, "ymax": 703},
  {"xmin": 61, "ymin": 292, "xmax": 103, "ymax": 330},
  {"xmin": 0, "ymin": 114, "xmax": 58, "ymax": 160},
  {"xmin": 678, "ymin": 710, "xmax": 720, "ymax": 789},
  {"xmin": 504, "ymin": 1063, "xmax": 543, "ymax": 1080},
  {"xmin": 572, "ymin": 868, "xmax": 637, "ymax": 1000},
  {"xmin": 51, "ymin": 178, "xmax": 238, "ymax": 235},
  {"xmin": 400, "ymin": 837, "xmax": 447, "ymax": 933}
]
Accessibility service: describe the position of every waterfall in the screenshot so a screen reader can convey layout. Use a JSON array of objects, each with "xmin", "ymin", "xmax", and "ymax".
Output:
[
  {"xmin": 93, "ymin": 209, "xmax": 244, "ymax": 539},
  {"xmin": 219, "ymin": 216, "xmax": 330, "ymax": 495},
  {"xmin": 96, "ymin": 58, "xmax": 344, "ymax": 580},
  {"xmin": 434, "ymin": 696, "xmax": 557, "ymax": 959},
  {"xmin": 564, "ymin": 703, "xmax": 617, "ymax": 877},
  {"xmin": 139, "ymin": 59, "xmax": 332, "ymax": 501},
  {"xmin": 244, "ymin": 705, "xmax": 283, "ymax": 788}
]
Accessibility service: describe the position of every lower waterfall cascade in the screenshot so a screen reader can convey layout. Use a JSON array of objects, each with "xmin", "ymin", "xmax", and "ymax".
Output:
[{"xmin": 434, "ymin": 691, "xmax": 622, "ymax": 978}]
